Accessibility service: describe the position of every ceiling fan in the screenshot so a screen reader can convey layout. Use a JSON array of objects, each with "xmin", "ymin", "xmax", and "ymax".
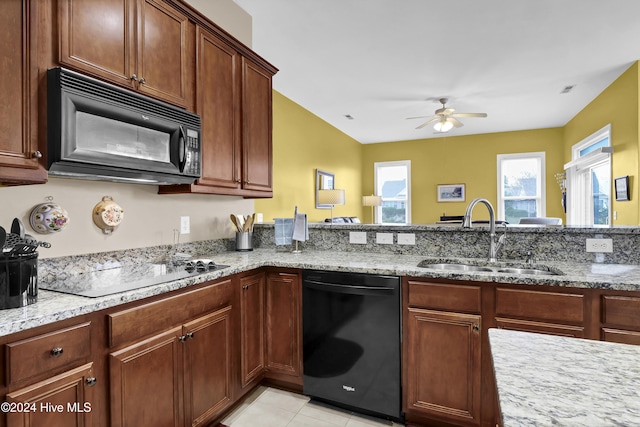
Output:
[{"xmin": 407, "ymin": 98, "xmax": 487, "ymax": 132}]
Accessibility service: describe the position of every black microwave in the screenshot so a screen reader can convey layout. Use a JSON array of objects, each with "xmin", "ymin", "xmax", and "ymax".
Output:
[{"xmin": 47, "ymin": 67, "xmax": 201, "ymax": 185}]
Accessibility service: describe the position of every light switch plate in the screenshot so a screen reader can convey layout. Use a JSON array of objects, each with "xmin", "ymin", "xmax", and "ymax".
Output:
[
  {"xmin": 585, "ymin": 238, "xmax": 613, "ymax": 253},
  {"xmin": 397, "ymin": 233, "xmax": 416, "ymax": 245},
  {"xmin": 376, "ymin": 232, "xmax": 394, "ymax": 245},
  {"xmin": 349, "ymin": 231, "xmax": 367, "ymax": 244}
]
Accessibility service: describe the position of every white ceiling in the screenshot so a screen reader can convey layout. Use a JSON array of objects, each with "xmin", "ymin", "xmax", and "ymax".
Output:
[{"xmin": 233, "ymin": 0, "xmax": 640, "ymax": 144}]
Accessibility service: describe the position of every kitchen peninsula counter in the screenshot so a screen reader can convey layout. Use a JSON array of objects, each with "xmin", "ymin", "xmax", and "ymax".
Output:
[
  {"xmin": 3, "ymin": 248, "xmax": 640, "ymax": 337},
  {"xmin": 489, "ymin": 328, "xmax": 640, "ymax": 426}
]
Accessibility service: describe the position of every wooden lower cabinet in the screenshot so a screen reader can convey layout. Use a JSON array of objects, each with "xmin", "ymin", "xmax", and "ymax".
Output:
[
  {"xmin": 6, "ymin": 363, "xmax": 96, "ymax": 427},
  {"xmin": 183, "ymin": 307, "xmax": 233, "ymax": 427},
  {"xmin": 494, "ymin": 287, "xmax": 587, "ymax": 338},
  {"xmin": 264, "ymin": 271, "xmax": 302, "ymax": 384},
  {"xmin": 110, "ymin": 326, "xmax": 184, "ymax": 427},
  {"xmin": 406, "ymin": 307, "xmax": 482, "ymax": 426},
  {"xmin": 601, "ymin": 295, "xmax": 640, "ymax": 345},
  {"xmin": 240, "ymin": 272, "xmax": 265, "ymax": 388},
  {"xmin": 110, "ymin": 306, "xmax": 234, "ymax": 427}
]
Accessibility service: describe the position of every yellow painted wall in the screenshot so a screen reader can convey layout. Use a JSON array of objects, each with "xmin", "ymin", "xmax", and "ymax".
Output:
[
  {"xmin": 361, "ymin": 129, "xmax": 565, "ymax": 223},
  {"xmin": 254, "ymin": 91, "xmax": 364, "ymax": 222},
  {"xmin": 563, "ymin": 62, "xmax": 640, "ymax": 225}
]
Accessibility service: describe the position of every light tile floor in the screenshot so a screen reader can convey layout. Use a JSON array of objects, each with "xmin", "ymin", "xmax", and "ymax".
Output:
[{"xmin": 222, "ymin": 386, "xmax": 405, "ymax": 427}]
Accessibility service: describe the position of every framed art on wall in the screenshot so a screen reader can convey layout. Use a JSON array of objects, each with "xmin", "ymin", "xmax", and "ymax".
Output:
[
  {"xmin": 437, "ymin": 184, "xmax": 465, "ymax": 202},
  {"xmin": 615, "ymin": 176, "xmax": 630, "ymax": 201}
]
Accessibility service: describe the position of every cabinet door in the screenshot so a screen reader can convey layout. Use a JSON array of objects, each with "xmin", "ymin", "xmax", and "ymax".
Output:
[
  {"xmin": 406, "ymin": 308, "xmax": 481, "ymax": 426},
  {"xmin": 110, "ymin": 326, "xmax": 183, "ymax": 427},
  {"xmin": 137, "ymin": 0, "xmax": 191, "ymax": 107},
  {"xmin": 195, "ymin": 26, "xmax": 241, "ymax": 190},
  {"xmin": 265, "ymin": 272, "xmax": 301, "ymax": 380},
  {"xmin": 241, "ymin": 58, "xmax": 273, "ymax": 193},
  {"xmin": 0, "ymin": 0, "xmax": 46, "ymax": 184},
  {"xmin": 240, "ymin": 272, "xmax": 265, "ymax": 387},
  {"xmin": 6, "ymin": 363, "xmax": 95, "ymax": 427},
  {"xmin": 183, "ymin": 306, "xmax": 234, "ymax": 427},
  {"xmin": 59, "ymin": 0, "xmax": 135, "ymax": 87}
]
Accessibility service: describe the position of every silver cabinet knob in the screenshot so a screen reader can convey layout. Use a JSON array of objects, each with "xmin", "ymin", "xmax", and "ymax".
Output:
[
  {"xmin": 131, "ymin": 74, "xmax": 138, "ymax": 82},
  {"xmin": 139, "ymin": 77, "xmax": 146, "ymax": 85},
  {"xmin": 50, "ymin": 347, "xmax": 64, "ymax": 358},
  {"xmin": 85, "ymin": 377, "xmax": 97, "ymax": 387},
  {"xmin": 32, "ymin": 151, "xmax": 42, "ymax": 159}
]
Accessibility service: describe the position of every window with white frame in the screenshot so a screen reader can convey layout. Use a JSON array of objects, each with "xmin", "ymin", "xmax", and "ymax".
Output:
[
  {"xmin": 564, "ymin": 124, "xmax": 612, "ymax": 226},
  {"xmin": 374, "ymin": 161, "xmax": 411, "ymax": 224},
  {"xmin": 497, "ymin": 152, "xmax": 546, "ymax": 223}
]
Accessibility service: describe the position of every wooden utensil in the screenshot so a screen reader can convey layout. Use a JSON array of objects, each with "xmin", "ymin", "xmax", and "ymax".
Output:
[
  {"xmin": 230, "ymin": 214, "xmax": 241, "ymax": 232},
  {"xmin": 243, "ymin": 215, "xmax": 254, "ymax": 232}
]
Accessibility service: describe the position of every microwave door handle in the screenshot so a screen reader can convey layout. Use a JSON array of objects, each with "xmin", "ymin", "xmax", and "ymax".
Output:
[{"xmin": 178, "ymin": 126, "xmax": 186, "ymax": 171}]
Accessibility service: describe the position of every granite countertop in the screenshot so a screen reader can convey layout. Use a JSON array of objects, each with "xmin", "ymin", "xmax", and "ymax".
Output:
[
  {"xmin": 3, "ymin": 249, "xmax": 640, "ymax": 337},
  {"xmin": 489, "ymin": 328, "xmax": 640, "ymax": 426}
]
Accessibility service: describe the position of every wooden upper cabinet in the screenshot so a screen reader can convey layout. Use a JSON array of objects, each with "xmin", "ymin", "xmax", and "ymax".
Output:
[
  {"xmin": 158, "ymin": 26, "xmax": 276, "ymax": 198},
  {"xmin": 0, "ymin": 0, "xmax": 46, "ymax": 184},
  {"xmin": 193, "ymin": 26, "xmax": 241, "ymax": 190},
  {"xmin": 136, "ymin": 0, "xmax": 191, "ymax": 106},
  {"xmin": 242, "ymin": 58, "xmax": 273, "ymax": 193},
  {"xmin": 58, "ymin": 0, "xmax": 192, "ymax": 108}
]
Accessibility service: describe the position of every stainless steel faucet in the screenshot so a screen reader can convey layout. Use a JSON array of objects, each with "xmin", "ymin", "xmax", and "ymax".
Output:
[{"xmin": 462, "ymin": 198, "xmax": 507, "ymax": 262}]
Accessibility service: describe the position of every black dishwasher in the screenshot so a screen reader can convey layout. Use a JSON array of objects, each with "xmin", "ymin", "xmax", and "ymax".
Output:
[{"xmin": 302, "ymin": 270, "xmax": 402, "ymax": 422}]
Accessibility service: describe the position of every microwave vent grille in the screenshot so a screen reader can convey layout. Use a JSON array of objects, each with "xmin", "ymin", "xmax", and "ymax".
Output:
[{"xmin": 57, "ymin": 70, "xmax": 200, "ymax": 128}]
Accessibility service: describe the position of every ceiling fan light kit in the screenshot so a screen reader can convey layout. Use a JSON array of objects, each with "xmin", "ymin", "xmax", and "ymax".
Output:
[
  {"xmin": 408, "ymin": 97, "xmax": 487, "ymax": 133},
  {"xmin": 434, "ymin": 119, "xmax": 454, "ymax": 132}
]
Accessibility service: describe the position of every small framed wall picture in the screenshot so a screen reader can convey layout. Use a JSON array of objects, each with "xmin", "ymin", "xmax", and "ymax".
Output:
[
  {"xmin": 614, "ymin": 176, "xmax": 630, "ymax": 201},
  {"xmin": 437, "ymin": 184, "xmax": 465, "ymax": 202}
]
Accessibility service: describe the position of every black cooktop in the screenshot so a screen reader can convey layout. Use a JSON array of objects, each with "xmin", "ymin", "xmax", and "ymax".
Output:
[{"xmin": 40, "ymin": 262, "xmax": 229, "ymax": 298}]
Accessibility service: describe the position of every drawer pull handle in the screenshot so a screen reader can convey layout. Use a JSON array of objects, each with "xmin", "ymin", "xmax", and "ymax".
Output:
[
  {"xmin": 50, "ymin": 347, "xmax": 64, "ymax": 358},
  {"xmin": 186, "ymin": 332, "xmax": 195, "ymax": 339},
  {"xmin": 85, "ymin": 377, "xmax": 97, "ymax": 387},
  {"xmin": 472, "ymin": 324, "xmax": 480, "ymax": 332}
]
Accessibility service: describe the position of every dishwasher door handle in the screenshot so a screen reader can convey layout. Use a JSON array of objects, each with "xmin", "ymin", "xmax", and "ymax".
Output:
[{"xmin": 304, "ymin": 280, "xmax": 396, "ymax": 296}]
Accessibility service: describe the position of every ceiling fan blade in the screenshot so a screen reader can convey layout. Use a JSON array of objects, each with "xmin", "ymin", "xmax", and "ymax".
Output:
[
  {"xmin": 442, "ymin": 108, "xmax": 455, "ymax": 115},
  {"xmin": 406, "ymin": 116, "xmax": 430, "ymax": 120},
  {"xmin": 449, "ymin": 117, "xmax": 464, "ymax": 128},
  {"xmin": 416, "ymin": 117, "xmax": 440, "ymax": 129},
  {"xmin": 451, "ymin": 112, "xmax": 487, "ymax": 118}
]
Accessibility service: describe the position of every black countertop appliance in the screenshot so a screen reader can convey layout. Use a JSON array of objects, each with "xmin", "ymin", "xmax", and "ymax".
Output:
[{"xmin": 0, "ymin": 252, "xmax": 37, "ymax": 309}]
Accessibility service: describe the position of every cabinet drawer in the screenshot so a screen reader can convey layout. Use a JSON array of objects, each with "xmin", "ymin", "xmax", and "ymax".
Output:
[
  {"xmin": 602, "ymin": 295, "xmax": 640, "ymax": 329},
  {"xmin": 408, "ymin": 280, "xmax": 481, "ymax": 313},
  {"xmin": 495, "ymin": 288, "xmax": 584, "ymax": 324},
  {"xmin": 601, "ymin": 328, "xmax": 640, "ymax": 346},
  {"xmin": 5, "ymin": 322, "xmax": 91, "ymax": 385},
  {"xmin": 109, "ymin": 278, "xmax": 233, "ymax": 348},
  {"xmin": 495, "ymin": 317, "xmax": 584, "ymax": 338}
]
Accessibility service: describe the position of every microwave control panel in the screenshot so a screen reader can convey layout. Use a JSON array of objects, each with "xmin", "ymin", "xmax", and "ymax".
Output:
[{"xmin": 183, "ymin": 128, "xmax": 201, "ymax": 177}]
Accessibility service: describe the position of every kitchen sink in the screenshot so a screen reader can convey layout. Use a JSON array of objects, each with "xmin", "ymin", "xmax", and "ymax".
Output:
[
  {"xmin": 417, "ymin": 259, "xmax": 563, "ymax": 276},
  {"xmin": 494, "ymin": 267, "xmax": 558, "ymax": 276},
  {"xmin": 418, "ymin": 263, "xmax": 495, "ymax": 272}
]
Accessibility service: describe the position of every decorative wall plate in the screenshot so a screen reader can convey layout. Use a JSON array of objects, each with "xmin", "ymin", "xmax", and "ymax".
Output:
[
  {"xmin": 29, "ymin": 197, "xmax": 70, "ymax": 234},
  {"xmin": 93, "ymin": 196, "xmax": 124, "ymax": 234}
]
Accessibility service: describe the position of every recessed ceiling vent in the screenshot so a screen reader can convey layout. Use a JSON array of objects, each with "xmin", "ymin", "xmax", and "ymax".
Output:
[
  {"xmin": 561, "ymin": 85, "xmax": 576, "ymax": 94},
  {"xmin": 344, "ymin": 114, "xmax": 355, "ymax": 120}
]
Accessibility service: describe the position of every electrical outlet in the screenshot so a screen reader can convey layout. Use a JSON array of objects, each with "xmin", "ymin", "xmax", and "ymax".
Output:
[
  {"xmin": 180, "ymin": 216, "xmax": 190, "ymax": 234},
  {"xmin": 256, "ymin": 213, "xmax": 264, "ymax": 223},
  {"xmin": 586, "ymin": 238, "xmax": 613, "ymax": 253},
  {"xmin": 376, "ymin": 233, "xmax": 394, "ymax": 245},
  {"xmin": 349, "ymin": 231, "xmax": 367, "ymax": 244},
  {"xmin": 397, "ymin": 233, "xmax": 416, "ymax": 245}
]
